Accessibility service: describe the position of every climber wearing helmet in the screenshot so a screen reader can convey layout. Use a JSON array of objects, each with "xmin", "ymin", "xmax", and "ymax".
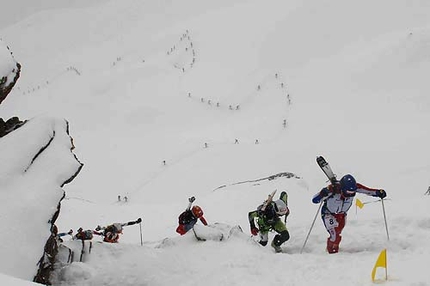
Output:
[
  {"xmin": 176, "ymin": 196, "xmax": 208, "ymax": 235},
  {"xmin": 312, "ymin": 174, "xmax": 386, "ymax": 254},
  {"xmin": 248, "ymin": 191, "xmax": 290, "ymax": 253}
]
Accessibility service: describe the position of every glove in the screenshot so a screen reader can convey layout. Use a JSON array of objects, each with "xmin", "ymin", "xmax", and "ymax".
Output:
[
  {"xmin": 95, "ymin": 225, "xmax": 102, "ymax": 231},
  {"xmin": 321, "ymin": 187, "xmax": 329, "ymax": 197},
  {"xmin": 189, "ymin": 196, "xmax": 195, "ymax": 203},
  {"xmin": 312, "ymin": 196, "xmax": 321, "ymax": 204},
  {"xmin": 375, "ymin": 189, "xmax": 387, "ymax": 199},
  {"xmin": 250, "ymin": 227, "xmax": 259, "ymax": 236},
  {"xmin": 136, "ymin": 218, "xmax": 142, "ymax": 223},
  {"xmin": 312, "ymin": 188, "xmax": 329, "ymax": 204}
]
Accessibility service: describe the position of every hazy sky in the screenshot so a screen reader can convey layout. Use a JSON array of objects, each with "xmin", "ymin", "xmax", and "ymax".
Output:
[{"xmin": 0, "ymin": 0, "xmax": 107, "ymax": 29}]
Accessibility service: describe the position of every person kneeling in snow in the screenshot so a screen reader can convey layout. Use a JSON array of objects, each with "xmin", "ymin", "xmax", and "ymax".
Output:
[
  {"xmin": 96, "ymin": 218, "xmax": 142, "ymax": 243},
  {"xmin": 176, "ymin": 196, "xmax": 208, "ymax": 235},
  {"xmin": 249, "ymin": 191, "xmax": 290, "ymax": 253}
]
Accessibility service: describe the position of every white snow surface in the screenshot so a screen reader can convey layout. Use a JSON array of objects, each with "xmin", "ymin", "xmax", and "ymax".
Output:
[
  {"xmin": 0, "ymin": 116, "xmax": 81, "ymax": 281},
  {"xmin": 1, "ymin": 0, "xmax": 430, "ymax": 285},
  {"xmin": 0, "ymin": 39, "xmax": 17, "ymax": 84}
]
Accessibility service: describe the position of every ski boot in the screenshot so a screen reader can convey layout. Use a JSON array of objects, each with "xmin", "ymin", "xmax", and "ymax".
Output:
[
  {"xmin": 326, "ymin": 237, "xmax": 341, "ymax": 254},
  {"xmin": 271, "ymin": 240, "xmax": 282, "ymax": 253}
]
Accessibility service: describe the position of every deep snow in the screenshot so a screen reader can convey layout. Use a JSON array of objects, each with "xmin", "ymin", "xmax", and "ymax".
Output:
[{"xmin": 1, "ymin": 0, "xmax": 430, "ymax": 285}]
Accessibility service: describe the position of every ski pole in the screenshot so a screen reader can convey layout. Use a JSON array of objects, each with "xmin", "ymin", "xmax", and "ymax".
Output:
[
  {"xmin": 139, "ymin": 220, "xmax": 143, "ymax": 246},
  {"xmin": 381, "ymin": 199, "xmax": 390, "ymax": 241},
  {"xmin": 300, "ymin": 202, "xmax": 322, "ymax": 254}
]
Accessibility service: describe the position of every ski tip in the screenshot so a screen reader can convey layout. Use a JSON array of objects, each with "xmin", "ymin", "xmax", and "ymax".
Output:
[{"xmin": 268, "ymin": 189, "xmax": 277, "ymax": 198}]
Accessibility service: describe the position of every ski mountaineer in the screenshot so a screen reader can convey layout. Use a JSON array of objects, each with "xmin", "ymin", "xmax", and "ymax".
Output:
[
  {"xmin": 248, "ymin": 191, "xmax": 290, "ymax": 253},
  {"xmin": 73, "ymin": 228, "xmax": 102, "ymax": 241},
  {"xmin": 95, "ymin": 218, "xmax": 142, "ymax": 243},
  {"xmin": 176, "ymin": 196, "xmax": 208, "ymax": 235},
  {"xmin": 312, "ymin": 174, "xmax": 386, "ymax": 254}
]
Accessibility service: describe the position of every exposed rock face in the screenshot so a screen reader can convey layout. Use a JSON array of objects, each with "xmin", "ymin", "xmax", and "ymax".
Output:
[
  {"xmin": 0, "ymin": 39, "xmax": 21, "ymax": 105},
  {"xmin": 1, "ymin": 40, "xmax": 78, "ymax": 285},
  {"xmin": 0, "ymin": 116, "xmax": 26, "ymax": 137},
  {"xmin": 0, "ymin": 117, "xmax": 83, "ymax": 283},
  {"xmin": 33, "ymin": 218, "xmax": 62, "ymax": 285},
  {"xmin": 213, "ymin": 172, "xmax": 301, "ymax": 191},
  {"xmin": 0, "ymin": 41, "xmax": 25, "ymax": 138},
  {"xmin": 32, "ymin": 120, "xmax": 83, "ymax": 285}
]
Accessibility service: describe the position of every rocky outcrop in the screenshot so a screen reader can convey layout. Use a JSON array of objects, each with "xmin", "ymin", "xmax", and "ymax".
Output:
[
  {"xmin": 0, "ymin": 41, "xmax": 24, "ymax": 138},
  {"xmin": 0, "ymin": 40, "xmax": 21, "ymax": 105},
  {"xmin": 0, "ymin": 116, "xmax": 26, "ymax": 137},
  {"xmin": 213, "ymin": 172, "xmax": 301, "ymax": 191},
  {"xmin": 33, "ymin": 212, "xmax": 63, "ymax": 285},
  {"xmin": 32, "ymin": 120, "xmax": 83, "ymax": 285}
]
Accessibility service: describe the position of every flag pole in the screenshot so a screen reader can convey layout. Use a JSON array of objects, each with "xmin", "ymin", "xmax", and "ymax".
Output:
[
  {"xmin": 371, "ymin": 249, "xmax": 388, "ymax": 281},
  {"xmin": 385, "ymin": 250, "xmax": 388, "ymax": 280}
]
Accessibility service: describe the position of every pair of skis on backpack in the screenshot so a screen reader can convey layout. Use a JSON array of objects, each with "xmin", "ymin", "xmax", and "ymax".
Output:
[{"xmin": 316, "ymin": 156, "xmax": 337, "ymax": 183}]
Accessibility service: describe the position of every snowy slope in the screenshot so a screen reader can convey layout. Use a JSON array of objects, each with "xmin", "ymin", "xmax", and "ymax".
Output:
[
  {"xmin": 1, "ymin": 0, "xmax": 430, "ymax": 285},
  {"xmin": 0, "ymin": 39, "xmax": 16, "ymax": 79},
  {"xmin": 0, "ymin": 117, "xmax": 81, "ymax": 281}
]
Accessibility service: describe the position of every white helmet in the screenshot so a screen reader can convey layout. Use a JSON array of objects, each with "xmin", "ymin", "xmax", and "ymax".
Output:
[{"xmin": 274, "ymin": 199, "xmax": 288, "ymax": 216}]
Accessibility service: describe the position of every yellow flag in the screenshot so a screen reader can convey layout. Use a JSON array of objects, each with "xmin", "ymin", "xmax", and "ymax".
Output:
[
  {"xmin": 356, "ymin": 198, "xmax": 364, "ymax": 209},
  {"xmin": 371, "ymin": 249, "xmax": 387, "ymax": 281}
]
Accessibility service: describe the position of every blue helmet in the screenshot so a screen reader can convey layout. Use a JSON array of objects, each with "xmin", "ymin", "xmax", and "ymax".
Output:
[{"xmin": 340, "ymin": 174, "xmax": 357, "ymax": 196}]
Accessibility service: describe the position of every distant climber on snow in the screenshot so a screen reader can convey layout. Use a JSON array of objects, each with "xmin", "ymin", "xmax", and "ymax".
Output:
[{"xmin": 176, "ymin": 196, "xmax": 208, "ymax": 235}]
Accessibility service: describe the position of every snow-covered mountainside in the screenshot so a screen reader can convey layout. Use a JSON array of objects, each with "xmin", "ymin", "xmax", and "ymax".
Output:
[
  {"xmin": 1, "ymin": 0, "xmax": 430, "ymax": 285},
  {"xmin": 0, "ymin": 117, "xmax": 82, "ymax": 281},
  {"xmin": 0, "ymin": 39, "xmax": 20, "ymax": 104}
]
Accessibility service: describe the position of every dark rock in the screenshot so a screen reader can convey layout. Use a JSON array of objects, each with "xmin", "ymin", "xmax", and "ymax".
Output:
[
  {"xmin": 0, "ymin": 41, "xmax": 21, "ymax": 105},
  {"xmin": 0, "ymin": 116, "xmax": 26, "ymax": 137}
]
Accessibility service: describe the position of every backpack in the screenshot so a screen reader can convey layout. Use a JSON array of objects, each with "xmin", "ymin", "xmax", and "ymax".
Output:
[
  {"xmin": 258, "ymin": 203, "xmax": 277, "ymax": 224},
  {"xmin": 104, "ymin": 223, "xmax": 123, "ymax": 235},
  {"xmin": 178, "ymin": 210, "xmax": 195, "ymax": 225},
  {"xmin": 76, "ymin": 230, "xmax": 93, "ymax": 240}
]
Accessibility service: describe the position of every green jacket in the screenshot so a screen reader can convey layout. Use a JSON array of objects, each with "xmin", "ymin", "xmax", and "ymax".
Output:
[{"xmin": 248, "ymin": 202, "xmax": 287, "ymax": 233}]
